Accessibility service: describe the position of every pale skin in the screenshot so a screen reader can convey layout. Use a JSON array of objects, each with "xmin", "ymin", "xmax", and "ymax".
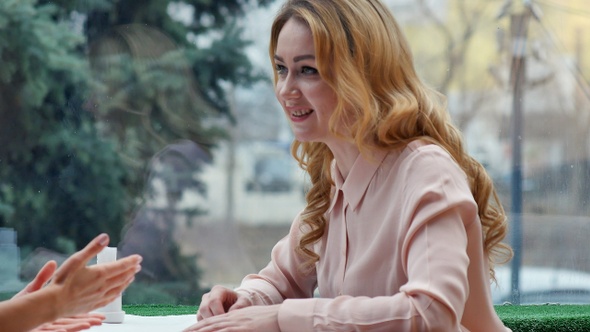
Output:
[
  {"xmin": 0, "ymin": 233, "xmax": 142, "ymax": 332},
  {"xmin": 183, "ymin": 17, "xmax": 359, "ymax": 332}
]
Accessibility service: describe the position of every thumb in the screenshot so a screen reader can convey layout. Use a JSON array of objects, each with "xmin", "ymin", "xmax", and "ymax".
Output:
[
  {"xmin": 14, "ymin": 260, "xmax": 57, "ymax": 298},
  {"xmin": 53, "ymin": 233, "xmax": 109, "ymax": 283},
  {"xmin": 228, "ymin": 296, "xmax": 253, "ymax": 312},
  {"xmin": 29, "ymin": 260, "xmax": 57, "ymax": 291}
]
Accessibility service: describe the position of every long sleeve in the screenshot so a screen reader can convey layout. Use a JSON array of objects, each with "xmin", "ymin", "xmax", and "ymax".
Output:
[{"xmin": 235, "ymin": 212, "xmax": 317, "ymax": 305}]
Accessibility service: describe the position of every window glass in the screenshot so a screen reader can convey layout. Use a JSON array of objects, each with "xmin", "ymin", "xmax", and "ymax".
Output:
[{"xmin": 1, "ymin": 0, "xmax": 589, "ymax": 307}]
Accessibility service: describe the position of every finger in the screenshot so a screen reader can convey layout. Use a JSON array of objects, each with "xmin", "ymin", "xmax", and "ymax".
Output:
[
  {"xmin": 52, "ymin": 315, "xmax": 104, "ymax": 326},
  {"xmin": 63, "ymin": 324, "xmax": 92, "ymax": 332},
  {"xmin": 33, "ymin": 319, "xmax": 92, "ymax": 332},
  {"xmin": 108, "ymin": 254, "xmax": 143, "ymax": 273},
  {"xmin": 196, "ymin": 294, "xmax": 210, "ymax": 320},
  {"xmin": 197, "ymin": 305, "xmax": 214, "ymax": 320},
  {"xmin": 87, "ymin": 254, "xmax": 142, "ymax": 281},
  {"xmin": 196, "ymin": 308, "xmax": 205, "ymax": 321},
  {"xmin": 99, "ymin": 275, "xmax": 136, "ymax": 304},
  {"xmin": 228, "ymin": 296, "xmax": 252, "ymax": 311},
  {"xmin": 183, "ymin": 322, "xmax": 199, "ymax": 332},
  {"xmin": 197, "ymin": 295, "xmax": 217, "ymax": 320},
  {"xmin": 49, "ymin": 320, "xmax": 92, "ymax": 328},
  {"xmin": 87, "ymin": 273, "xmax": 136, "ymax": 311},
  {"xmin": 203, "ymin": 286, "xmax": 236, "ymax": 317},
  {"xmin": 183, "ymin": 324, "xmax": 202, "ymax": 332},
  {"xmin": 14, "ymin": 261, "xmax": 57, "ymax": 297},
  {"xmin": 40, "ymin": 315, "xmax": 104, "ymax": 332},
  {"xmin": 30, "ymin": 260, "xmax": 57, "ymax": 290},
  {"xmin": 62, "ymin": 320, "xmax": 101, "ymax": 331},
  {"xmin": 90, "ymin": 256, "xmax": 141, "ymax": 290},
  {"xmin": 53, "ymin": 322, "xmax": 92, "ymax": 332},
  {"xmin": 54, "ymin": 234, "xmax": 110, "ymax": 283},
  {"xmin": 209, "ymin": 297, "xmax": 229, "ymax": 317},
  {"xmin": 33, "ymin": 328, "xmax": 68, "ymax": 332},
  {"xmin": 183, "ymin": 320, "xmax": 209, "ymax": 332},
  {"xmin": 183, "ymin": 316, "xmax": 228, "ymax": 332},
  {"xmin": 74, "ymin": 313, "xmax": 106, "ymax": 321}
]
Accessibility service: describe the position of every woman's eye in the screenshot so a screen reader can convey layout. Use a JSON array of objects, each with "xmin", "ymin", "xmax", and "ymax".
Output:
[
  {"xmin": 301, "ymin": 66, "xmax": 318, "ymax": 75},
  {"xmin": 275, "ymin": 64, "xmax": 287, "ymax": 76}
]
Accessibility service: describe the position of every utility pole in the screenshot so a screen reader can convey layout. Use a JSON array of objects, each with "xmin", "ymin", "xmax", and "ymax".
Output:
[
  {"xmin": 496, "ymin": 0, "xmax": 539, "ymax": 305},
  {"xmin": 573, "ymin": 27, "xmax": 589, "ymax": 212},
  {"xmin": 508, "ymin": 5, "xmax": 532, "ymax": 305},
  {"xmin": 509, "ymin": 11, "xmax": 526, "ymax": 305}
]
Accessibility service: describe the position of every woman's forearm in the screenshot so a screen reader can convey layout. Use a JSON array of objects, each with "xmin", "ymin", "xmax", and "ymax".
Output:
[{"xmin": 0, "ymin": 286, "xmax": 61, "ymax": 332}]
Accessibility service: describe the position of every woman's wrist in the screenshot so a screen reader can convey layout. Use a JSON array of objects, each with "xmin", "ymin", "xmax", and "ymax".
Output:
[{"xmin": 35, "ymin": 285, "xmax": 64, "ymax": 322}]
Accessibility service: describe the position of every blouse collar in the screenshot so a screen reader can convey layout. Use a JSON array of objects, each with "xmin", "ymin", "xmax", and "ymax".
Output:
[{"xmin": 327, "ymin": 150, "xmax": 389, "ymax": 213}]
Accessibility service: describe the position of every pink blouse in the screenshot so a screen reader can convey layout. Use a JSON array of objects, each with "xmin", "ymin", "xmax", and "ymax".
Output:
[{"xmin": 235, "ymin": 141, "xmax": 511, "ymax": 331}]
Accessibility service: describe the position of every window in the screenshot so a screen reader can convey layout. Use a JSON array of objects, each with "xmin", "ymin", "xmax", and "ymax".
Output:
[{"xmin": 1, "ymin": 0, "xmax": 589, "ymax": 308}]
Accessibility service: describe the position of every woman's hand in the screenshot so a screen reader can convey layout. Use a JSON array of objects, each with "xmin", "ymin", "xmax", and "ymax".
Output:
[
  {"xmin": 184, "ymin": 304, "xmax": 281, "ymax": 332},
  {"xmin": 196, "ymin": 285, "xmax": 253, "ymax": 320},
  {"xmin": 46, "ymin": 233, "xmax": 142, "ymax": 318},
  {"xmin": 30, "ymin": 313, "xmax": 105, "ymax": 332}
]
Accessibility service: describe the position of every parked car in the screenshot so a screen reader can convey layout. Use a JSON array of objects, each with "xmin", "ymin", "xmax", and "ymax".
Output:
[
  {"xmin": 492, "ymin": 266, "xmax": 590, "ymax": 304},
  {"xmin": 246, "ymin": 156, "xmax": 295, "ymax": 193}
]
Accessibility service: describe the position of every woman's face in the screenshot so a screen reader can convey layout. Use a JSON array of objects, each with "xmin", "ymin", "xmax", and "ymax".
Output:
[{"xmin": 273, "ymin": 18, "xmax": 339, "ymax": 144}]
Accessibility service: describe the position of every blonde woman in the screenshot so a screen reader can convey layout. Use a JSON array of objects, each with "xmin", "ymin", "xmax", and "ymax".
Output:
[{"xmin": 187, "ymin": 0, "xmax": 512, "ymax": 331}]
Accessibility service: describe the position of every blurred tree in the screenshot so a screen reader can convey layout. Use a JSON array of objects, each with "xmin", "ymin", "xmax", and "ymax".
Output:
[
  {"xmin": 75, "ymin": 0, "xmax": 275, "ymax": 300},
  {"xmin": 50, "ymin": 0, "xmax": 273, "ymax": 166},
  {"xmin": 411, "ymin": 0, "xmax": 590, "ymax": 214},
  {"xmin": 413, "ymin": 0, "xmax": 497, "ymax": 131},
  {"xmin": 0, "ymin": 0, "xmax": 274, "ymax": 264},
  {"xmin": 0, "ymin": 0, "xmax": 128, "ymax": 253}
]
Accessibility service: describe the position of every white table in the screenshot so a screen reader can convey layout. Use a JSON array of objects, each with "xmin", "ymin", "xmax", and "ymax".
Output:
[{"xmin": 89, "ymin": 315, "xmax": 197, "ymax": 332}]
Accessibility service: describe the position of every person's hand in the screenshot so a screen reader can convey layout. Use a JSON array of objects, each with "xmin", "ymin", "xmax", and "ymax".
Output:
[
  {"xmin": 184, "ymin": 304, "xmax": 281, "ymax": 332},
  {"xmin": 45, "ymin": 233, "xmax": 142, "ymax": 318},
  {"xmin": 13, "ymin": 260, "xmax": 58, "ymax": 299},
  {"xmin": 30, "ymin": 313, "xmax": 105, "ymax": 332},
  {"xmin": 196, "ymin": 285, "xmax": 254, "ymax": 321}
]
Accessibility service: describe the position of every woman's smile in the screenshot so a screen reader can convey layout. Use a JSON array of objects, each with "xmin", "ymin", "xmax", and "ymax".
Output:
[{"xmin": 288, "ymin": 107, "xmax": 314, "ymax": 121}]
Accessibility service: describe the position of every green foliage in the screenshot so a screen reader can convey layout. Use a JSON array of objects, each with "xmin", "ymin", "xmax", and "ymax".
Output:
[
  {"xmin": 124, "ymin": 281, "xmax": 208, "ymax": 305},
  {"xmin": 81, "ymin": 0, "xmax": 274, "ymax": 186},
  {"xmin": 0, "ymin": 0, "xmax": 276, "ymax": 304},
  {"xmin": 0, "ymin": 112, "xmax": 129, "ymax": 250},
  {"xmin": 0, "ymin": 0, "xmax": 128, "ymax": 250},
  {"xmin": 124, "ymin": 282, "xmax": 180, "ymax": 305},
  {"xmin": 0, "ymin": 0, "xmax": 86, "ymax": 153}
]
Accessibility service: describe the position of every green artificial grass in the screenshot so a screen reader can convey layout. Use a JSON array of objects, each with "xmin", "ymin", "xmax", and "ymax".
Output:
[
  {"xmin": 124, "ymin": 304, "xmax": 199, "ymax": 316},
  {"xmin": 123, "ymin": 304, "xmax": 590, "ymax": 331},
  {"xmin": 496, "ymin": 304, "xmax": 590, "ymax": 331}
]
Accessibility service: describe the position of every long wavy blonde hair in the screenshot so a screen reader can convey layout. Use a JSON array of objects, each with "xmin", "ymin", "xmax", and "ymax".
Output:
[{"xmin": 269, "ymin": 0, "xmax": 512, "ymax": 278}]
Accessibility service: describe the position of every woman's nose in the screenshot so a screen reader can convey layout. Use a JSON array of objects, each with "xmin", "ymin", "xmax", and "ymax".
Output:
[{"xmin": 278, "ymin": 77, "xmax": 300, "ymax": 99}]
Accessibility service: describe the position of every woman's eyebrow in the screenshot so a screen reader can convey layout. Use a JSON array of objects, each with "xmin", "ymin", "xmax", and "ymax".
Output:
[{"xmin": 273, "ymin": 54, "xmax": 315, "ymax": 62}]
